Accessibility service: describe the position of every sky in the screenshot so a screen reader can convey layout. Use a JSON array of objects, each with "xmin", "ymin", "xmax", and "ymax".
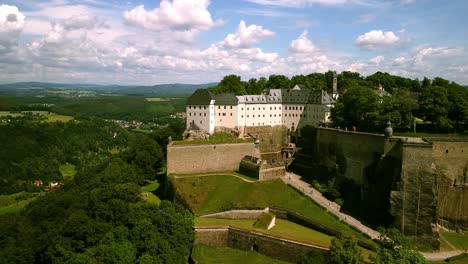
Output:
[{"xmin": 0, "ymin": 0, "xmax": 467, "ymax": 85}]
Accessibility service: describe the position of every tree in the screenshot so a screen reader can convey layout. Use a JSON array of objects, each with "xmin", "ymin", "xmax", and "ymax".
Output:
[
  {"xmin": 267, "ymin": 75, "xmax": 291, "ymax": 88},
  {"xmin": 371, "ymin": 228, "xmax": 425, "ymax": 264},
  {"xmin": 418, "ymin": 85, "xmax": 452, "ymax": 131},
  {"xmin": 210, "ymin": 75, "xmax": 246, "ymax": 95},
  {"xmin": 298, "ymin": 250, "xmax": 330, "ymax": 264},
  {"xmin": 329, "ymin": 233, "xmax": 363, "ymax": 264},
  {"xmin": 330, "ymin": 85, "xmax": 380, "ymax": 131}
]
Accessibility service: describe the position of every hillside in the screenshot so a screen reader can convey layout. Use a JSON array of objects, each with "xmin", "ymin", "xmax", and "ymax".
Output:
[{"xmin": 0, "ymin": 82, "xmax": 218, "ymax": 96}]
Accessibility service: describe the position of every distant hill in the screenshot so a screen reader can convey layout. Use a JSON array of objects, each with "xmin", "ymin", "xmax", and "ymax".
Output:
[{"xmin": 0, "ymin": 82, "xmax": 218, "ymax": 96}]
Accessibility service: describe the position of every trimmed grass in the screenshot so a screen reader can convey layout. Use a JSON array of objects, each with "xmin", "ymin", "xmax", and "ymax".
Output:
[
  {"xmin": 59, "ymin": 163, "xmax": 77, "ymax": 179},
  {"xmin": 0, "ymin": 192, "xmax": 40, "ymax": 215},
  {"xmin": 254, "ymin": 212, "xmax": 275, "ymax": 229},
  {"xmin": 192, "ymin": 245, "xmax": 288, "ymax": 264},
  {"xmin": 394, "ymin": 132, "xmax": 468, "ymax": 138},
  {"xmin": 441, "ymin": 232, "xmax": 468, "ymax": 250},
  {"xmin": 429, "ymin": 254, "xmax": 468, "ymax": 264},
  {"xmin": 172, "ymin": 175, "xmax": 371, "ymax": 242},
  {"xmin": 172, "ymin": 132, "xmax": 254, "ymax": 145},
  {"xmin": 196, "ymin": 218, "xmax": 333, "ymax": 248},
  {"xmin": 141, "ymin": 180, "xmax": 161, "ymax": 205}
]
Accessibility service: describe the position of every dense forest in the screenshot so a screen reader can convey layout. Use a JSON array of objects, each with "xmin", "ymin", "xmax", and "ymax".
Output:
[
  {"xmin": 0, "ymin": 95, "xmax": 187, "ymax": 123},
  {"xmin": 209, "ymin": 72, "xmax": 468, "ymax": 133}
]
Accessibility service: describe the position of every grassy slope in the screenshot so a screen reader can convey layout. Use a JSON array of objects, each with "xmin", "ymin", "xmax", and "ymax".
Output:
[
  {"xmin": 0, "ymin": 192, "xmax": 40, "ymax": 215},
  {"xmin": 192, "ymin": 245, "xmax": 289, "ymax": 264},
  {"xmin": 0, "ymin": 111, "xmax": 73, "ymax": 122},
  {"xmin": 196, "ymin": 218, "xmax": 333, "ymax": 248},
  {"xmin": 141, "ymin": 180, "xmax": 161, "ymax": 205},
  {"xmin": 172, "ymin": 175, "xmax": 370, "ymax": 242},
  {"xmin": 59, "ymin": 163, "xmax": 77, "ymax": 179},
  {"xmin": 429, "ymin": 254, "xmax": 468, "ymax": 264},
  {"xmin": 441, "ymin": 232, "xmax": 468, "ymax": 250}
]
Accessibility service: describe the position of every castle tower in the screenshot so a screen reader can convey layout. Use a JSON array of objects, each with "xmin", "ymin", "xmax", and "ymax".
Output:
[{"xmin": 332, "ymin": 73, "xmax": 339, "ymax": 100}]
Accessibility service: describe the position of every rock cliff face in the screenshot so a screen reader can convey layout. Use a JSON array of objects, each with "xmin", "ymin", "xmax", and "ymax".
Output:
[{"xmin": 292, "ymin": 127, "xmax": 468, "ymax": 248}]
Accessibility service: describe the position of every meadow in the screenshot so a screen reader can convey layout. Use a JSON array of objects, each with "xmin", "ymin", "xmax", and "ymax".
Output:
[
  {"xmin": 172, "ymin": 174, "xmax": 371, "ymax": 243},
  {"xmin": 191, "ymin": 245, "xmax": 289, "ymax": 264}
]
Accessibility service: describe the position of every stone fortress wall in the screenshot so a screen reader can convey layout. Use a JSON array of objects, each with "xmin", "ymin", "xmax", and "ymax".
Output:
[
  {"xmin": 194, "ymin": 227, "xmax": 328, "ymax": 263},
  {"xmin": 292, "ymin": 126, "xmax": 468, "ymax": 246},
  {"xmin": 167, "ymin": 143, "xmax": 260, "ymax": 174}
]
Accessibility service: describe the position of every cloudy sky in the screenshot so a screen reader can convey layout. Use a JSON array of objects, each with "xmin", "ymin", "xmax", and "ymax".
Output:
[{"xmin": 0, "ymin": 0, "xmax": 467, "ymax": 85}]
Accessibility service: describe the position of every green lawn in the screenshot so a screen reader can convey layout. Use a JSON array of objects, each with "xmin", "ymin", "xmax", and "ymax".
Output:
[
  {"xmin": 441, "ymin": 232, "xmax": 468, "ymax": 250},
  {"xmin": 196, "ymin": 218, "xmax": 333, "ymax": 248},
  {"xmin": 192, "ymin": 245, "xmax": 289, "ymax": 264},
  {"xmin": 172, "ymin": 175, "xmax": 370, "ymax": 242},
  {"xmin": 0, "ymin": 192, "xmax": 40, "ymax": 215},
  {"xmin": 141, "ymin": 180, "xmax": 161, "ymax": 205},
  {"xmin": 429, "ymin": 254, "xmax": 468, "ymax": 264},
  {"xmin": 59, "ymin": 163, "xmax": 77, "ymax": 179},
  {"xmin": 394, "ymin": 132, "xmax": 468, "ymax": 138},
  {"xmin": 172, "ymin": 132, "xmax": 254, "ymax": 145}
]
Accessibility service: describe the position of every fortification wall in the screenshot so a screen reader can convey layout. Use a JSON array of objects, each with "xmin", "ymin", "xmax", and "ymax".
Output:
[
  {"xmin": 167, "ymin": 143, "xmax": 259, "ymax": 174},
  {"xmin": 431, "ymin": 139, "xmax": 468, "ymax": 231},
  {"xmin": 227, "ymin": 228, "xmax": 328, "ymax": 263},
  {"xmin": 390, "ymin": 142, "xmax": 438, "ymax": 246},
  {"xmin": 194, "ymin": 228, "xmax": 228, "ymax": 247},
  {"xmin": 259, "ymin": 167, "xmax": 286, "ymax": 181}
]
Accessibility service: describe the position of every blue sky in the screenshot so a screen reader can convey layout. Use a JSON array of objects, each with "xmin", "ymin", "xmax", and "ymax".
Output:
[{"xmin": 0, "ymin": 0, "xmax": 467, "ymax": 85}]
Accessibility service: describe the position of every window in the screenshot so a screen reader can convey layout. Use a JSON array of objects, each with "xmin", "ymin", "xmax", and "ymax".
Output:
[
  {"xmin": 224, "ymin": 106, "xmax": 226, "ymax": 109},
  {"xmin": 230, "ymin": 113, "xmax": 232, "ymax": 116},
  {"xmin": 263, "ymin": 107, "xmax": 265, "ymax": 110},
  {"xmin": 263, "ymin": 115, "xmax": 265, "ymax": 117},
  {"xmin": 279, "ymin": 107, "xmax": 281, "ymax": 110},
  {"xmin": 241, "ymin": 108, "xmax": 244, "ymax": 110},
  {"xmin": 253, "ymin": 115, "xmax": 255, "ymax": 117},
  {"xmin": 222, "ymin": 113, "xmax": 226, "ymax": 116},
  {"xmin": 218, "ymin": 106, "xmax": 220, "ymax": 109},
  {"xmin": 274, "ymin": 107, "xmax": 276, "ymax": 110},
  {"xmin": 253, "ymin": 107, "xmax": 255, "ymax": 110},
  {"xmin": 247, "ymin": 108, "xmax": 250, "ymax": 110},
  {"xmin": 204, "ymin": 113, "xmax": 206, "ymax": 116},
  {"xmin": 218, "ymin": 113, "xmax": 221, "ymax": 116},
  {"xmin": 200, "ymin": 121, "xmax": 202, "ymax": 124},
  {"xmin": 230, "ymin": 106, "xmax": 232, "ymax": 109},
  {"xmin": 270, "ymin": 107, "xmax": 272, "ymax": 110},
  {"xmin": 247, "ymin": 115, "xmax": 249, "ymax": 117},
  {"xmin": 189, "ymin": 113, "xmax": 191, "ymax": 116},
  {"xmin": 204, "ymin": 106, "xmax": 206, "ymax": 109},
  {"xmin": 199, "ymin": 113, "xmax": 201, "ymax": 116},
  {"xmin": 189, "ymin": 106, "xmax": 191, "ymax": 109},
  {"xmin": 279, "ymin": 114, "xmax": 281, "ymax": 117},
  {"xmin": 241, "ymin": 115, "xmax": 244, "ymax": 118}
]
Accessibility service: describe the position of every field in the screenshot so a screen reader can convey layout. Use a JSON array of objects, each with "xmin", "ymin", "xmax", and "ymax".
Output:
[
  {"xmin": 0, "ymin": 192, "xmax": 40, "ymax": 216},
  {"xmin": 192, "ymin": 245, "xmax": 289, "ymax": 264},
  {"xmin": 59, "ymin": 163, "xmax": 77, "ymax": 179},
  {"xmin": 0, "ymin": 111, "xmax": 73, "ymax": 122},
  {"xmin": 145, "ymin": 97, "xmax": 179, "ymax": 102},
  {"xmin": 172, "ymin": 174, "xmax": 371, "ymax": 242}
]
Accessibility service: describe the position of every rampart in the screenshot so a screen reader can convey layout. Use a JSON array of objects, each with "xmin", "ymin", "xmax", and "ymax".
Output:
[
  {"xmin": 194, "ymin": 227, "xmax": 328, "ymax": 263},
  {"xmin": 293, "ymin": 127, "xmax": 468, "ymax": 247},
  {"xmin": 167, "ymin": 143, "xmax": 260, "ymax": 174}
]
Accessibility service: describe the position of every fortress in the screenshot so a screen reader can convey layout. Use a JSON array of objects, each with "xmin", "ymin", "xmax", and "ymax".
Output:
[
  {"xmin": 169, "ymin": 82, "xmax": 468, "ymax": 248},
  {"xmin": 185, "ymin": 84, "xmax": 337, "ymax": 135}
]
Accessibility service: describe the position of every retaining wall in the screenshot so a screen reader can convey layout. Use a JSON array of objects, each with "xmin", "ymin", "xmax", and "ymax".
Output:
[
  {"xmin": 194, "ymin": 227, "xmax": 328, "ymax": 263},
  {"xmin": 167, "ymin": 143, "xmax": 260, "ymax": 174}
]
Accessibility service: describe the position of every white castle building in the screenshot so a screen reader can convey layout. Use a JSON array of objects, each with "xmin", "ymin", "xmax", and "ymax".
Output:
[{"xmin": 185, "ymin": 83, "xmax": 338, "ymax": 135}]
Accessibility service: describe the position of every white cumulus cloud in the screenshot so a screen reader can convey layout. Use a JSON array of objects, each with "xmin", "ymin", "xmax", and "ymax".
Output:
[
  {"xmin": 355, "ymin": 30, "xmax": 401, "ymax": 50},
  {"xmin": 219, "ymin": 20, "xmax": 274, "ymax": 49},
  {"xmin": 369, "ymin": 55, "xmax": 384, "ymax": 64},
  {"xmin": 289, "ymin": 30, "xmax": 315, "ymax": 53},
  {"xmin": 123, "ymin": 0, "xmax": 219, "ymax": 41},
  {"xmin": 0, "ymin": 4, "xmax": 25, "ymax": 51}
]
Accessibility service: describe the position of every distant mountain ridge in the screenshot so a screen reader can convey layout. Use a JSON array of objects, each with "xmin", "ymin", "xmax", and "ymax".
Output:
[{"xmin": 0, "ymin": 82, "xmax": 218, "ymax": 96}]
